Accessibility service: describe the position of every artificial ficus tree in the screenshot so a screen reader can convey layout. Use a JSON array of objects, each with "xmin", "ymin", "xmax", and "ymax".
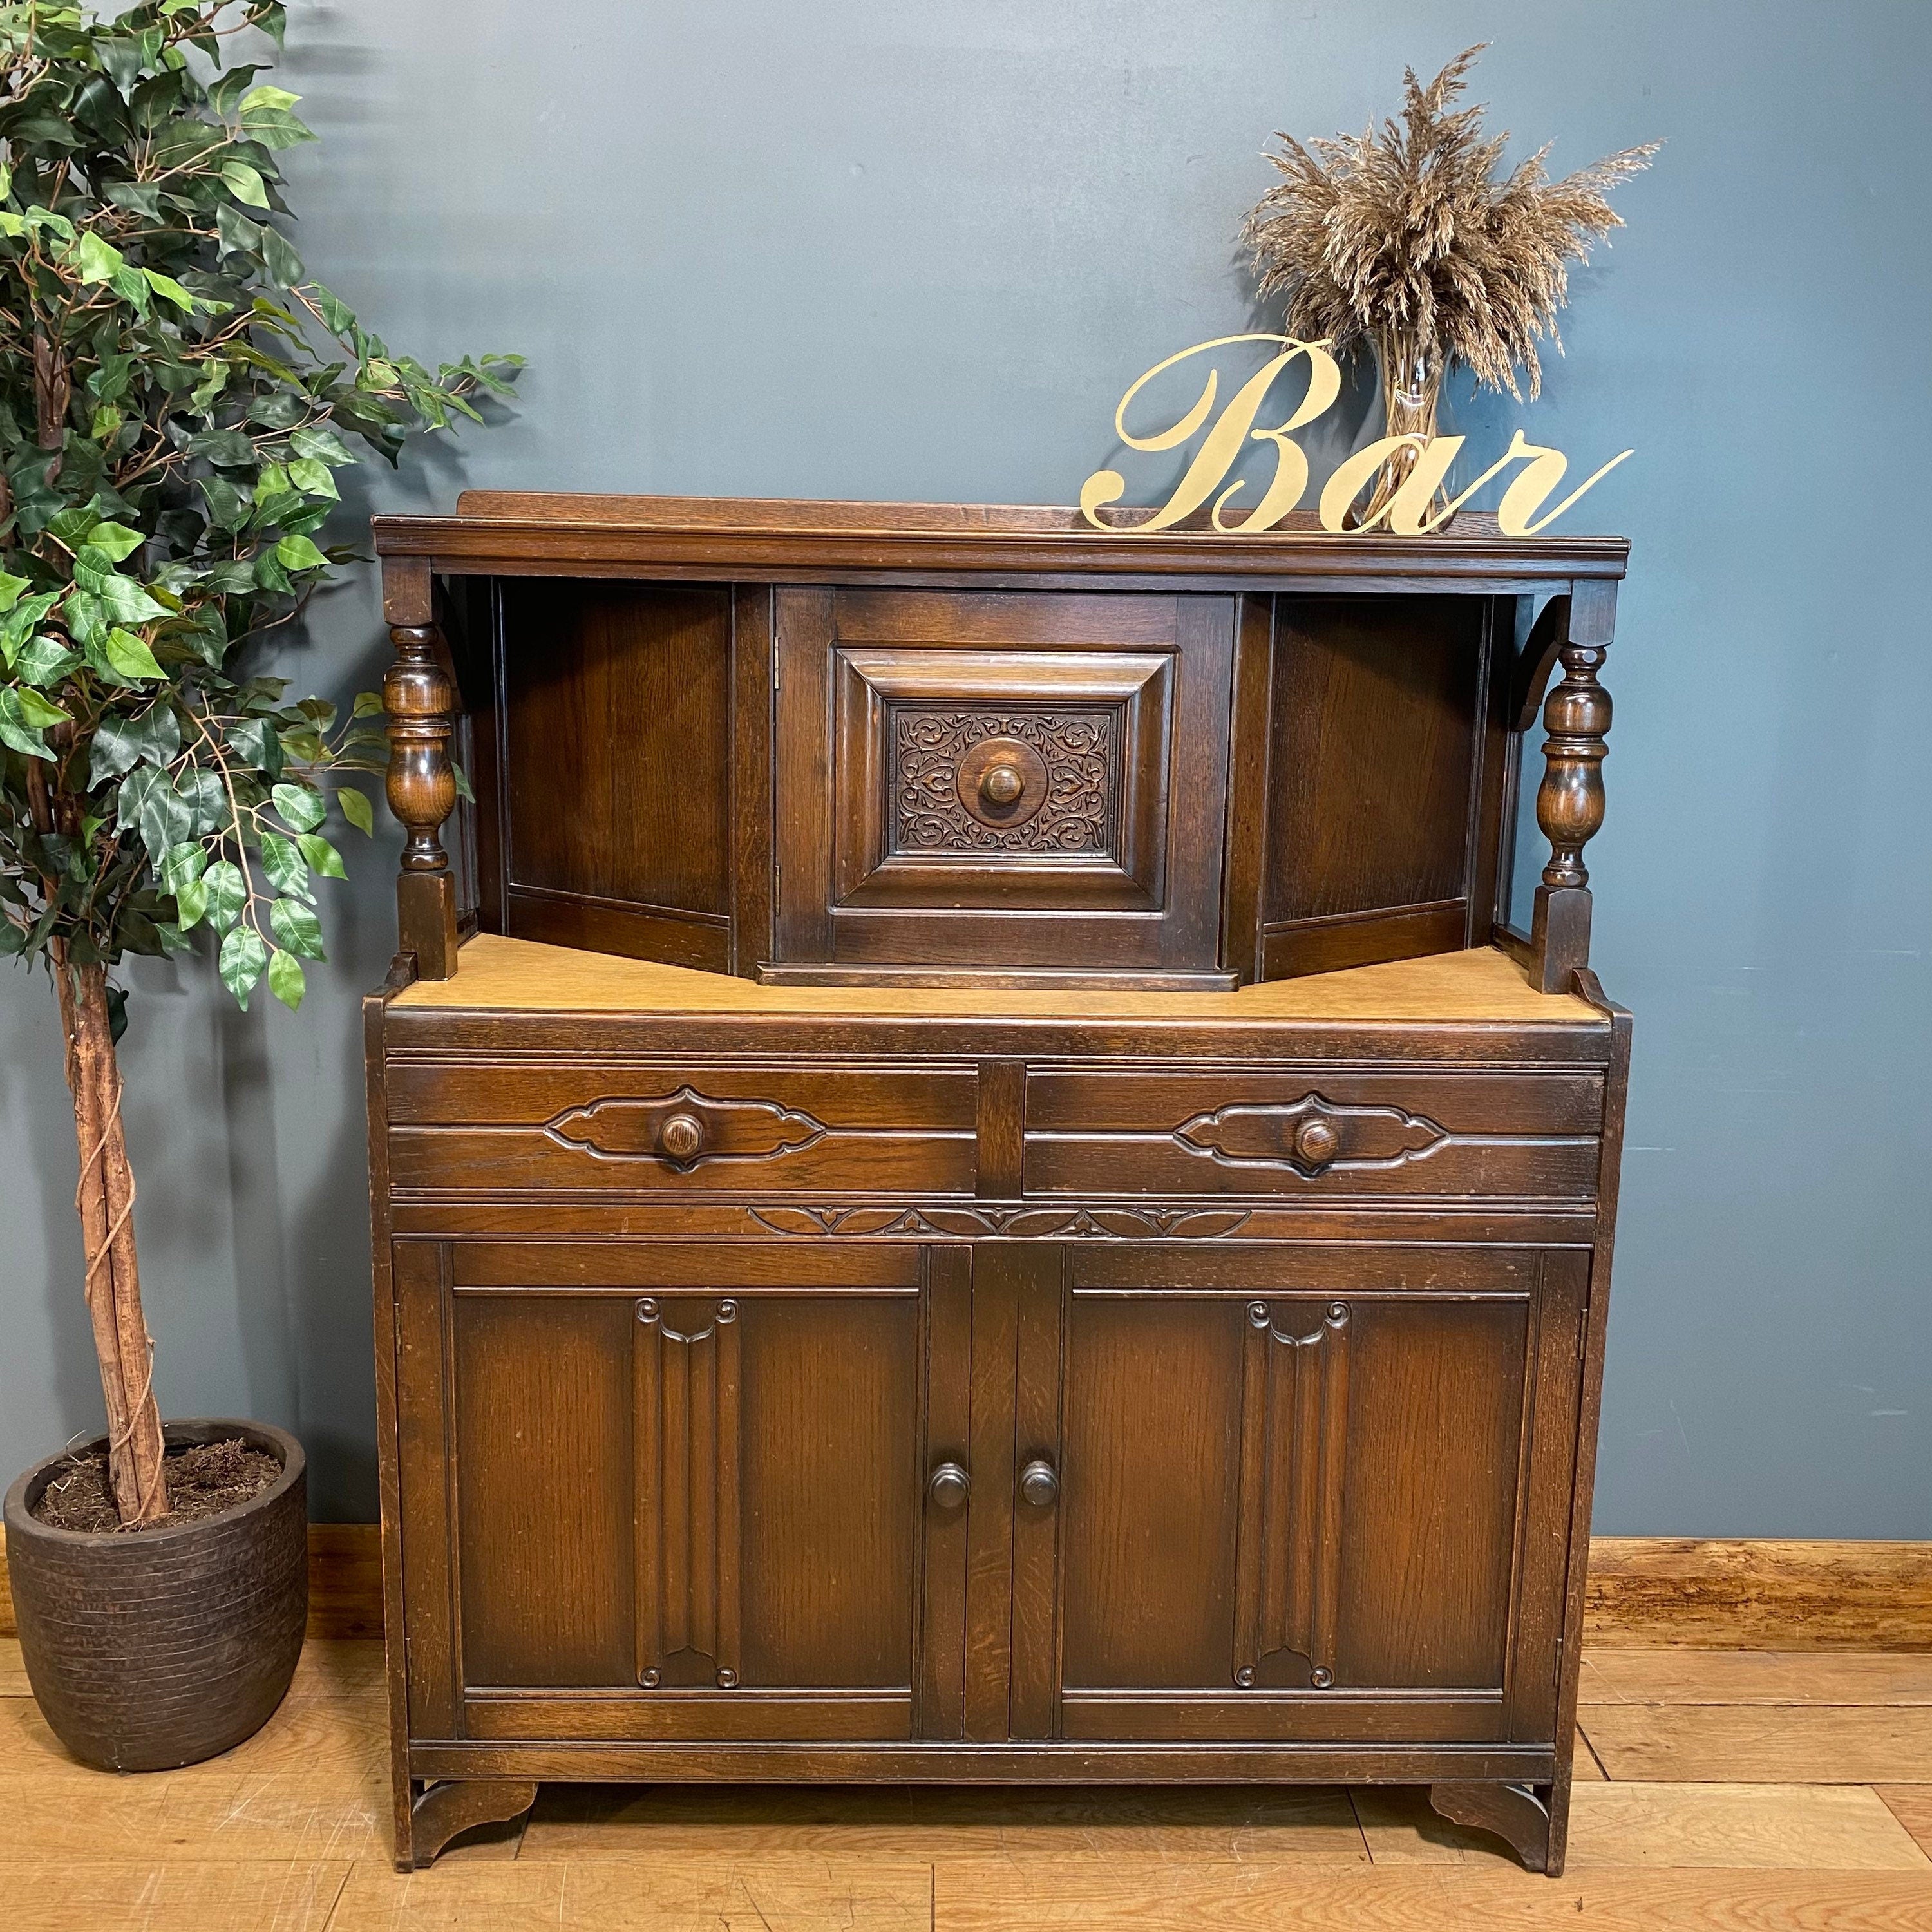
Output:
[{"xmin": 0, "ymin": 3, "xmax": 517, "ymax": 1524}]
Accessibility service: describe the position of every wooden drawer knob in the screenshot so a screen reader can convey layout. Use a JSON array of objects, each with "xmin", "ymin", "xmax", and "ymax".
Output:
[
  {"xmin": 659, "ymin": 1112, "xmax": 705, "ymax": 1162},
  {"xmin": 978, "ymin": 762, "xmax": 1025, "ymax": 808},
  {"xmin": 1294, "ymin": 1117, "xmax": 1340, "ymax": 1166},
  {"xmin": 929, "ymin": 1461, "xmax": 970, "ymax": 1511}
]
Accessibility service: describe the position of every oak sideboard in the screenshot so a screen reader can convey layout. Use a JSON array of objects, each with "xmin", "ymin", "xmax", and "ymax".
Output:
[{"xmin": 366, "ymin": 494, "xmax": 1630, "ymax": 1873}]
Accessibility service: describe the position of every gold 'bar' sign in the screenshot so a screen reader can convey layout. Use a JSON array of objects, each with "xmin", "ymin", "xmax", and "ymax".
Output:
[{"xmin": 1079, "ymin": 334, "xmax": 1633, "ymax": 537}]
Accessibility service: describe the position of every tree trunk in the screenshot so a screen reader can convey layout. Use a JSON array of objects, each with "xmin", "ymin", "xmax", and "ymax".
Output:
[{"xmin": 55, "ymin": 952, "xmax": 168, "ymax": 1524}]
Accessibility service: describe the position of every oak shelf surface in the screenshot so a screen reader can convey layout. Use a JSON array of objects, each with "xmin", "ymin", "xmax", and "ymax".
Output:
[{"xmin": 393, "ymin": 933, "xmax": 1602, "ymax": 1025}]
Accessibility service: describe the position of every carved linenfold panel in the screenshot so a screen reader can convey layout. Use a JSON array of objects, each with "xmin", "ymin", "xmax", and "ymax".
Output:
[
  {"xmin": 634, "ymin": 1298, "xmax": 742, "ymax": 1689},
  {"xmin": 1233, "ymin": 1300, "xmax": 1351, "ymax": 1690},
  {"xmin": 1175, "ymin": 1092, "xmax": 1449, "ymax": 1177},
  {"xmin": 892, "ymin": 708, "xmax": 1117, "ymax": 855},
  {"xmin": 748, "ymin": 1202, "xmax": 1252, "ymax": 1240},
  {"xmin": 545, "ymin": 1088, "xmax": 828, "ymax": 1170}
]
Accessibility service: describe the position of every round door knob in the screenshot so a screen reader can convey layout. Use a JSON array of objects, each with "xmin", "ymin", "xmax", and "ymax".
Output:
[
  {"xmin": 659, "ymin": 1113, "xmax": 704, "ymax": 1161},
  {"xmin": 1294, "ymin": 1117, "xmax": 1340, "ymax": 1166},
  {"xmin": 979, "ymin": 762, "xmax": 1025, "ymax": 808},
  {"xmin": 1019, "ymin": 1458, "xmax": 1059, "ymax": 1508},
  {"xmin": 929, "ymin": 1461, "xmax": 970, "ymax": 1511}
]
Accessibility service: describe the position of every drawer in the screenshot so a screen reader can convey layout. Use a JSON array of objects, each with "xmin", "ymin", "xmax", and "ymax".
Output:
[
  {"xmin": 1024, "ymin": 1069, "xmax": 1602, "ymax": 1201},
  {"xmin": 386, "ymin": 1062, "xmax": 976, "ymax": 1195},
  {"xmin": 771, "ymin": 587, "xmax": 1235, "ymax": 980}
]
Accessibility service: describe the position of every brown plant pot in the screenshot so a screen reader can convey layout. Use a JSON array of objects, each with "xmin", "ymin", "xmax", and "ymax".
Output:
[{"xmin": 3, "ymin": 1418, "xmax": 307, "ymax": 1772}]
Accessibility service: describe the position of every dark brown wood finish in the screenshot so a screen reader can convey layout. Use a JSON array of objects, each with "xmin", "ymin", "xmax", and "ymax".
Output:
[{"xmin": 368, "ymin": 494, "xmax": 1632, "ymax": 1876}]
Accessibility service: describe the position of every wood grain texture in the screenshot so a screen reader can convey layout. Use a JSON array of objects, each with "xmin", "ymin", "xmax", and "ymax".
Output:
[
  {"xmin": 328, "ymin": 1859, "xmax": 935, "ymax": 1932},
  {"xmin": 1358, "ymin": 1781, "xmax": 1929, "ymax": 1869},
  {"xmin": 378, "ymin": 493, "xmax": 1632, "ymax": 592},
  {"xmin": 5, "ymin": 1861, "xmax": 352, "ymax": 1932},
  {"xmin": 1582, "ymin": 1652, "xmax": 1932, "ymax": 1707},
  {"xmin": 12, "ymin": 1524, "xmax": 1922, "ymax": 1656},
  {"xmin": 1585, "ymin": 1541, "xmax": 1932, "ymax": 1651},
  {"xmin": 392, "ymin": 932, "xmax": 1598, "ymax": 1021},
  {"xmin": 1580, "ymin": 1705, "xmax": 1932, "ymax": 1783},
  {"xmin": 518, "ymin": 1779, "xmax": 1368, "ymax": 1862},
  {"xmin": 1880, "ymin": 1788, "xmax": 1932, "ymax": 1858},
  {"xmin": 929, "ymin": 1862, "xmax": 1932, "ymax": 1930}
]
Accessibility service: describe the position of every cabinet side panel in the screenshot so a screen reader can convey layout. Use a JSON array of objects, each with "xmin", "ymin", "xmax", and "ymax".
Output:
[
  {"xmin": 453, "ymin": 1295, "xmax": 636, "ymax": 1685},
  {"xmin": 499, "ymin": 579, "xmax": 733, "ymax": 967},
  {"xmin": 1336, "ymin": 1299, "xmax": 1527, "ymax": 1687},
  {"xmin": 1262, "ymin": 594, "xmax": 1484, "ymax": 976},
  {"xmin": 1059, "ymin": 1296, "xmax": 1244, "ymax": 1689},
  {"xmin": 738, "ymin": 1297, "xmax": 920, "ymax": 1689}
]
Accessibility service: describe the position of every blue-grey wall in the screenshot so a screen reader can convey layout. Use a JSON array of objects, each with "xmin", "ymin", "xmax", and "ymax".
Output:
[{"xmin": 3, "ymin": 1, "xmax": 1926, "ymax": 1533}]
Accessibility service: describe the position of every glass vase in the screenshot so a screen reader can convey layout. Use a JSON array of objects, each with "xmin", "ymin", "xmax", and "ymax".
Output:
[{"xmin": 1361, "ymin": 329, "xmax": 1450, "ymax": 531}]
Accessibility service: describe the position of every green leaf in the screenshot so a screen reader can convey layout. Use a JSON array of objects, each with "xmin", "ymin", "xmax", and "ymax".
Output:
[
  {"xmin": 296, "ymin": 831, "xmax": 346, "ymax": 880},
  {"xmin": 289, "ymin": 424, "xmax": 357, "ymax": 466},
  {"xmin": 0, "ymin": 688, "xmax": 52, "ymax": 760},
  {"xmin": 241, "ymin": 84, "xmax": 303, "ymax": 113},
  {"xmin": 187, "ymin": 426, "xmax": 258, "ymax": 468},
  {"xmin": 220, "ymin": 160, "xmax": 272, "ymax": 209},
  {"xmin": 259, "ymin": 222, "xmax": 303, "ymax": 287},
  {"xmin": 160, "ymin": 841, "xmax": 207, "ymax": 893},
  {"xmin": 203, "ymin": 859, "xmax": 247, "ymax": 931},
  {"xmin": 102, "ymin": 625, "xmax": 166, "ymax": 680},
  {"xmin": 47, "ymin": 507, "xmax": 100, "ymax": 551},
  {"xmin": 216, "ymin": 201, "xmax": 262, "ymax": 259},
  {"xmin": 453, "ymin": 762, "xmax": 477, "ymax": 804},
  {"xmin": 15, "ymin": 637, "xmax": 80, "ymax": 687},
  {"xmin": 274, "ymin": 532, "xmax": 329, "ymax": 573},
  {"xmin": 89, "ymin": 715, "xmax": 144, "ymax": 786},
  {"xmin": 128, "ymin": 706, "xmax": 182, "ymax": 767},
  {"xmin": 336, "ymin": 785, "xmax": 375, "ymax": 835},
  {"xmin": 258, "ymin": 828, "xmax": 308, "ymax": 896},
  {"xmin": 15, "ymin": 687, "xmax": 68, "ymax": 727},
  {"xmin": 84, "ymin": 521, "xmax": 144, "ymax": 563},
  {"xmin": 269, "ymin": 895, "xmax": 325, "ymax": 958},
  {"xmin": 117, "ymin": 764, "xmax": 193, "ymax": 860},
  {"xmin": 285, "ymin": 457, "xmax": 339, "ymax": 499},
  {"xmin": 219, "ymin": 925, "xmax": 268, "ymax": 1007},
  {"xmin": 140, "ymin": 267, "xmax": 198, "ymax": 312},
  {"xmin": 73, "ymin": 229, "xmax": 126, "ymax": 285},
  {"xmin": 178, "ymin": 765, "xmax": 227, "ymax": 835},
  {"xmin": 267, "ymin": 946, "xmax": 305, "ymax": 1010},
  {"xmin": 172, "ymin": 877, "xmax": 208, "ymax": 929},
  {"xmin": 271, "ymin": 781, "xmax": 326, "ymax": 832},
  {"xmin": 351, "ymin": 690, "xmax": 385, "ymax": 719},
  {"xmin": 0, "ymin": 571, "xmax": 30, "ymax": 613}
]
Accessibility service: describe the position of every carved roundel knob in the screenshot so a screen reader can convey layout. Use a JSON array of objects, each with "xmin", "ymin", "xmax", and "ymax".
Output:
[
  {"xmin": 956, "ymin": 736, "xmax": 1049, "ymax": 828},
  {"xmin": 1294, "ymin": 1117, "xmax": 1340, "ymax": 1167},
  {"xmin": 979, "ymin": 762, "xmax": 1025, "ymax": 807},
  {"xmin": 659, "ymin": 1112, "xmax": 704, "ymax": 1162}
]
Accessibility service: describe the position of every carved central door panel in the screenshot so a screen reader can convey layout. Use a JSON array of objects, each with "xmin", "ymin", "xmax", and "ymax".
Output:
[
  {"xmin": 1005, "ymin": 1245, "xmax": 1587, "ymax": 1745},
  {"xmin": 770, "ymin": 587, "xmax": 1236, "ymax": 978},
  {"xmin": 394, "ymin": 1240, "xmax": 970, "ymax": 1743}
]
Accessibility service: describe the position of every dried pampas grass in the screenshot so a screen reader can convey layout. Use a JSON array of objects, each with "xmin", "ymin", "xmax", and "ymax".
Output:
[{"xmin": 1243, "ymin": 46, "xmax": 1658, "ymax": 398}]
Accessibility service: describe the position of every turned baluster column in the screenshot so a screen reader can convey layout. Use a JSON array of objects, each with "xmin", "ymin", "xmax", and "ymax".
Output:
[
  {"xmin": 382, "ymin": 560, "xmax": 459, "ymax": 978},
  {"xmin": 1529, "ymin": 637, "xmax": 1611, "ymax": 994}
]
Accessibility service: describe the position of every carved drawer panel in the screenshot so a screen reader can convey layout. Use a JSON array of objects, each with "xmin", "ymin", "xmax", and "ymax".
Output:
[
  {"xmin": 1023, "ymin": 1070, "xmax": 1602, "ymax": 1202},
  {"xmin": 386, "ymin": 1063, "xmax": 976, "ymax": 1195},
  {"xmin": 772, "ymin": 587, "xmax": 1235, "ymax": 978}
]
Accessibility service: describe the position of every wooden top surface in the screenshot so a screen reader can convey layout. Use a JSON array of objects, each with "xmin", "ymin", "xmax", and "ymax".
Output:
[
  {"xmin": 392, "ymin": 934, "xmax": 1602, "ymax": 1025},
  {"xmin": 370, "ymin": 492, "xmax": 1629, "ymax": 589}
]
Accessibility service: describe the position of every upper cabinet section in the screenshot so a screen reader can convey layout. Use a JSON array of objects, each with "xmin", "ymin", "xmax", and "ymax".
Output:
[{"xmin": 376, "ymin": 496, "xmax": 1625, "ymax": 992}]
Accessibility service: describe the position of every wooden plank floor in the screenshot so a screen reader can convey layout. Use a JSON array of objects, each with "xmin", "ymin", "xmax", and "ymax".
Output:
[{"xmin": 4, "ymin": 1639, "xmax": 1929, "ymax": 1930}]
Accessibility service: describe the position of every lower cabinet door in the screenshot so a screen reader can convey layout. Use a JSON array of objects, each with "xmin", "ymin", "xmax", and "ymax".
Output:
[
  {"xmin": 392, "ymin": 1240, "xmax": 971, "ymax": 1743},
  {"xmin": 1009, "ymin": 1245, "xmax": 1588, "ymax": 1744}
]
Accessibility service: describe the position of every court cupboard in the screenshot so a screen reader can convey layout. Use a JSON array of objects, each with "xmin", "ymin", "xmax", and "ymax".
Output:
[{"xmin": 365, "ymin": 493, "xmax": 1630, "ymax": 1873}]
